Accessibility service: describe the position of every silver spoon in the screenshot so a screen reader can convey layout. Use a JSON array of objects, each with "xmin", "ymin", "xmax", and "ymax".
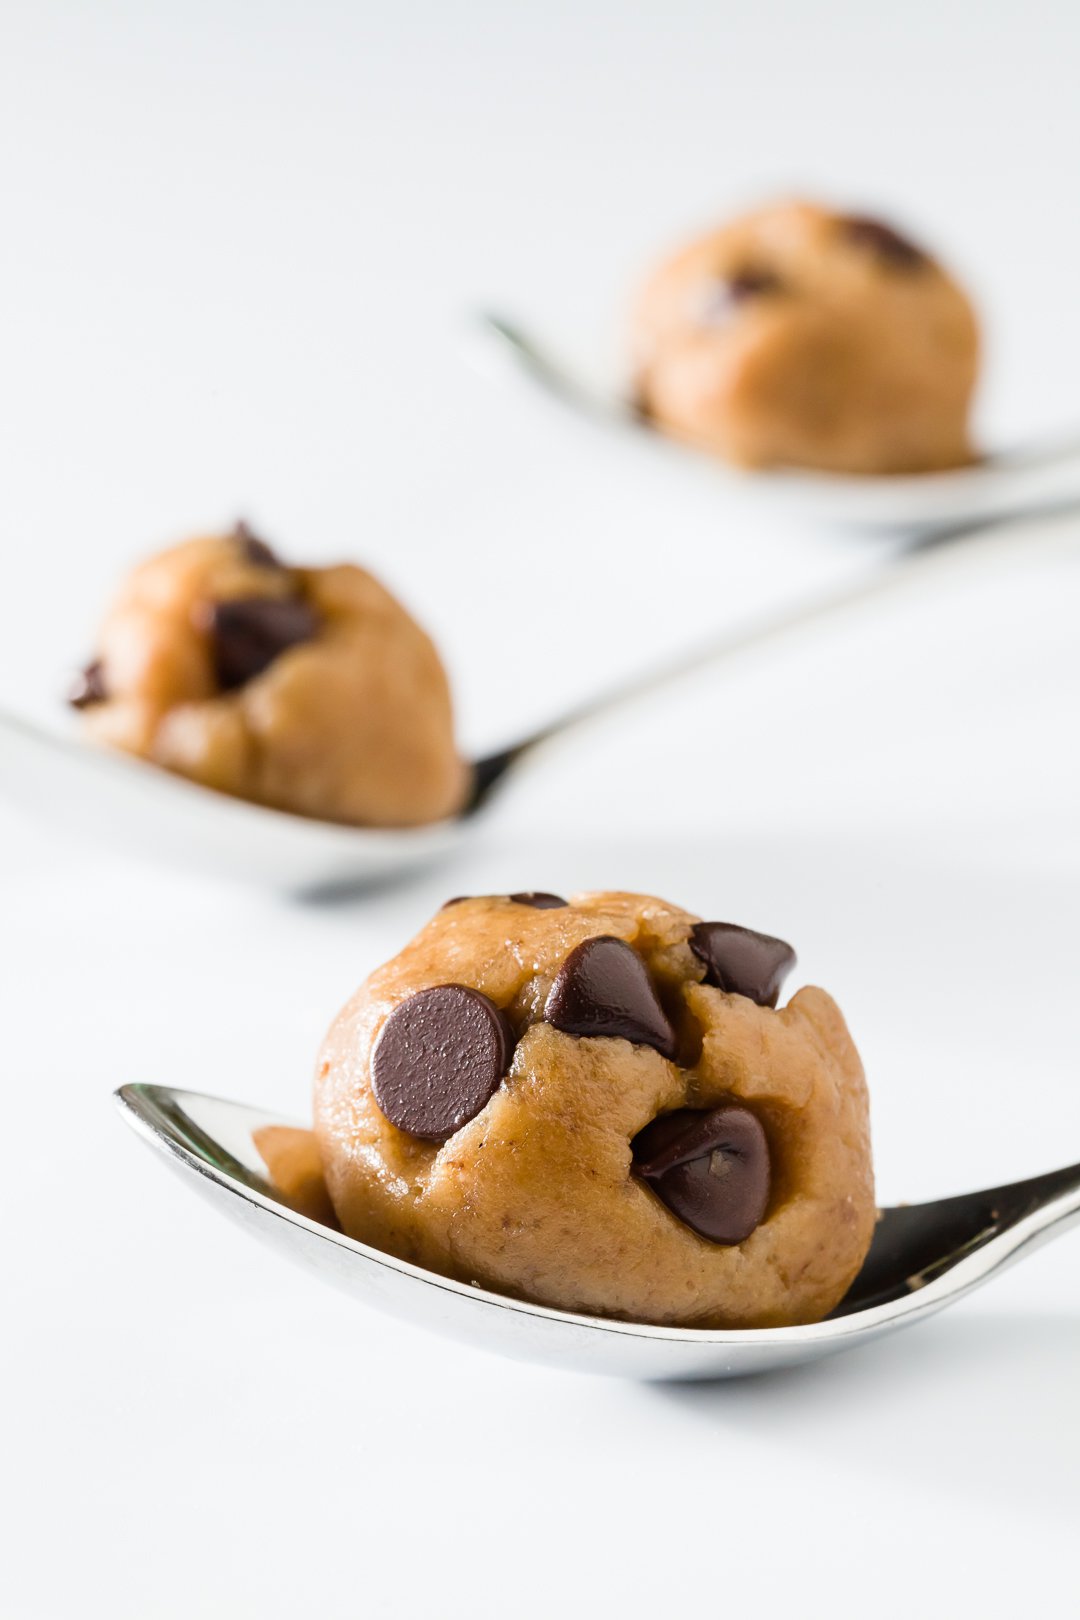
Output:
[
  {"xmin": 472, "ymin": 312, "xmax": 1080, "ymax": 533},
  {"xmin": 1, "ymin": 504, "xmax": 1074, "ymax": 892},
  {"xmin": 115, "ymin": 1082, "xmax": 1080, "ymax": 1381}
]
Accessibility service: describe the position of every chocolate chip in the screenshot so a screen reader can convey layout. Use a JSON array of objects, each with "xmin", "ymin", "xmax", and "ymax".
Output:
[
  {"xmin": 689, "ymin": 921, "xmax": 796, "ymax": 1009},
  {"xmin": 371, "ymin": 984, "xmax": 513, "ymax": 1141},
  {"xmin": 206, "ymin": 595, "xmax": 319, "ymax": 691},
  {"xmin": 700, "ymin": 267, "xmax": 782, "ymax": 321},
  {"xmin": 234, "ymin": 520, "xmax": 285, "ymax": 570},
  {"xmin": 727, "ymin": 268, "xmax": 783, "ymax": 299},
  {"xmin": 842, "ymin": 215, "xmax": 925, "ymax": 268},
  {"xmin": 443, "ymin": 893, "xmax": 567, "ymax": 910},
  {"xmin": 544, "ymin": 936, "xmax": 677, "ymax": 1059},
  {"xmin": 68, "ymin": 659, "xmax": 107, "ymax": 710},
  {"xmin": 633, "ymin": 1105, "xmax": 770, "ymax": 1244}
]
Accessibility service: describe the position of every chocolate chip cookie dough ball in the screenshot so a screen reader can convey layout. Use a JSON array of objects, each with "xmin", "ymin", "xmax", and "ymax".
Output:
[
  {"xmin": 632, "ymin": 200, "xmax": 979, "ymax": 474},
  {"xmin": 69, "ymin": 525, "xmax": 468, "ymax": 827},
  {"xmin": 314, "ymin": 892, "xmax": 875, "ymax": 1329}
]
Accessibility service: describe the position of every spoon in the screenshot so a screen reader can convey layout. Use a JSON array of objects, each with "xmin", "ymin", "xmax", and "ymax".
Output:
[
  {"xmin": 1, "ymin": 503, "xmax": 1074, "ymax": 891},
  {"xmin": 115, "ymin": 1082, "xmax": 1080, "ymax": 1381},
  {"xmin": 471, "ymin": 312, "xmax": 1080, "ymax": 533}
]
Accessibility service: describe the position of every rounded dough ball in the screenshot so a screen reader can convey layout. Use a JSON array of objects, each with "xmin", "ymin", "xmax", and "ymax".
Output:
[
  {"xmin": 74, "ymin": 529, "xmax": 469, "ymax": 827},
  {"xmin": 314, "ymin": 891, "xmax": 876, "ymax": 1329},
  {"xmin": 632, "ymin": 199, "xmax": 979, "ymax": 475}
]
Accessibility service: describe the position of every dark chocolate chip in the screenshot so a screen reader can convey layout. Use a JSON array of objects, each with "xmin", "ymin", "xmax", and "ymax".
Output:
[
  {"xmin": 726, "ymin": 268, "xmax": 783, "ymax": 300},
  {"xmin": 633, "ymin": 1105, "xmax": 770, "ymax": 1244},
  {"xmin": 842, "ymin": 215, "xmax": 925, "ymax": 268},
  {"xmin": 700, "ymin": 267, "xmax": 783, "ymax": 321},
  {"xmin": 206, "ymin": 595, "xmax": 319, "ymax": 691},
  {"xmin": 234, "ymin": 520, "xmax": 285, "ymax": 570},
  {"xmin": 68, "ymin": 659, "xmax": 107, "ymax": 710},
  {"xmin": 544, "ymin": 936, "xmax": 677, "ymax": 1060},
  {"xmin": 371, "ymin": 983, "xmax": 513, "ymax": 1141},
  {"xmin": 509, "ymin": 892, "xmax": 568, "ymax": 909},
  {"xmin": 689, "ymin": 921, "xmax": 796, "ymax": 1009}
]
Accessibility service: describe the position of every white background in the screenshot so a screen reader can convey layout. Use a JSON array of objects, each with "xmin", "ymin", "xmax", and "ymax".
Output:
[{"xmin": 1, "ymin": 3, "xmax": 1078, "ymax": 1616}]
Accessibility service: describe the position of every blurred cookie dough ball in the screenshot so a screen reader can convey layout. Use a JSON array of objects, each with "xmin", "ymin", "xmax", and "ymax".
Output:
[
  {"xmin": 70, "ymin": 525, "xmax": 468, "ymax": 827},
  {"xmin": 314, "ymin": 890, "xmax": 876, "ymax": 1329},
  {"xmin": 632, "ymin": 199, "xmax": 979, "ymax": 474}
]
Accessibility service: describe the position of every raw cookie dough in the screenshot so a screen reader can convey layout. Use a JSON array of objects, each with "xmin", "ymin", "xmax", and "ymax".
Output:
[
  {"xmin": 314, "ymin": 891, "xmax": 875, "ymax": 1329},
  {"xmin": 632, "ymin": 200, "xmax": 979, "ymax": 474},
  {"xmin": 70, "ymin": 525, "xmax": 468, "ymax": 827},
  {"xmin": 253, "ymin": 1125, "xmax": 338, "ymax": 1228}
]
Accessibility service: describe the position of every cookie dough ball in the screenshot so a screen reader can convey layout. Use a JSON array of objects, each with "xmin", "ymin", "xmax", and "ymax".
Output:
[
  {"xmin": 69, "ymin": 525, "xmax": 469, "ymax": 827},
  {"xmin": 314, "ymin": 891, "xmax": 875, "ymax": 1329},
  {"xmin": 632, "ymin": 200, "xmax": 979, "ymax": 474},
  {"xmin": 253, "ymin": 1125, "xmax": 338, "ymax": 1228}
]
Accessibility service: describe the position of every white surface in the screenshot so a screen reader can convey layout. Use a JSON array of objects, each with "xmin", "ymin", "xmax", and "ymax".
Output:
[{"xmin": 1, "ymin": 3, "xmax": 1078, "ymax": 1617}]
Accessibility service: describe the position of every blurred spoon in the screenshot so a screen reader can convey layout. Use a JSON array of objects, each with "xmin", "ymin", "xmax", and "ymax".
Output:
[
  {"xmin": 116, "ymin": 1082, "xmax": 1080, "ymax": 1381},
  {"xmin": 0, "ymin": 503, "xmax": 1075, "ymax": 891},
  {"xmin": 472, "ymin": 312, "xmax": 1080, "ymax": 533}
]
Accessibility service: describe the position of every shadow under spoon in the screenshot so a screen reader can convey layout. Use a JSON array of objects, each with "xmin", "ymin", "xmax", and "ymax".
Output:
[
  {"xmin": 471, "ymin": 312, "xmax": 1080, "ymax": 533},
  {"xmin": 116, "ymin": 1082, "xmax": 1080, "ymax": 1381},
  {"xmin": 0, "ymin": 503, "xmax": 1075, "ymax": 892}
]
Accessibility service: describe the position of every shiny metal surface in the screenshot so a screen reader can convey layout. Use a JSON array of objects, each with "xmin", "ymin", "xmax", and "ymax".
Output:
[
  {"xmin": 116, "ymin": 1083, "xmax": 1080, "ymax": 1381},
  {"xmin": 3, "ymin": 503, "xmax": 1075, "ymax": 891},
  {"xmin": 472, "ymin": 311, "xmax": 1080, "ymax": 531}
]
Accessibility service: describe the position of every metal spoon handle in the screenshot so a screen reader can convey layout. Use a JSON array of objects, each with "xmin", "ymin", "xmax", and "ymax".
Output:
[
  {"xmin": 841, "ymin": 1159, "xmax": 1080, "ymax": 1315},
  {"xmin": 470, "ymin": 501, "xmax": 1080, "ymax": 802}
]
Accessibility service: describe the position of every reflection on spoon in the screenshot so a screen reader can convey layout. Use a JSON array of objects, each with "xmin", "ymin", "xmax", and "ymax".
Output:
[
  {"xmin": 0, "ymin": 503, "xmax": 1075, "ymax": 891},
  {"xmin": 115, "ymin": 1083, "xmax": 1080, "ymax": 1381},
  {"xmin": 471, "ymin": 312, "xmax": 1080, "ymax": 533}
]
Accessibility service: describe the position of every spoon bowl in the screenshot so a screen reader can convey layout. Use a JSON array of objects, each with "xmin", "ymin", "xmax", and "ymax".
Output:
[
  {"xmin": 472, "ymin": 312, "xmax": 1080, "ymax": 533},
  {"xmin": 115, "ymin": 1083, "xmax": 1080, "ymax": 1381},
  {"xmin": 5, "ymin": 503, "xmax": 1076, "ymax": 890},
  {"xmin": 0, "ymin": 707, "xmax": 468, "ymax": 892}
]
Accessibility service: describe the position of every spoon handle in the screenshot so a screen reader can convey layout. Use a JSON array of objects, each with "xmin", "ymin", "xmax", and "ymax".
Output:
[
  {"xmin": 841, "ymin": 1160, "xmax": 1080, "ymax": 1316},
  {"xmin": 471, "ymin": 501, "xmax": 1080, "ymax": 800}
]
